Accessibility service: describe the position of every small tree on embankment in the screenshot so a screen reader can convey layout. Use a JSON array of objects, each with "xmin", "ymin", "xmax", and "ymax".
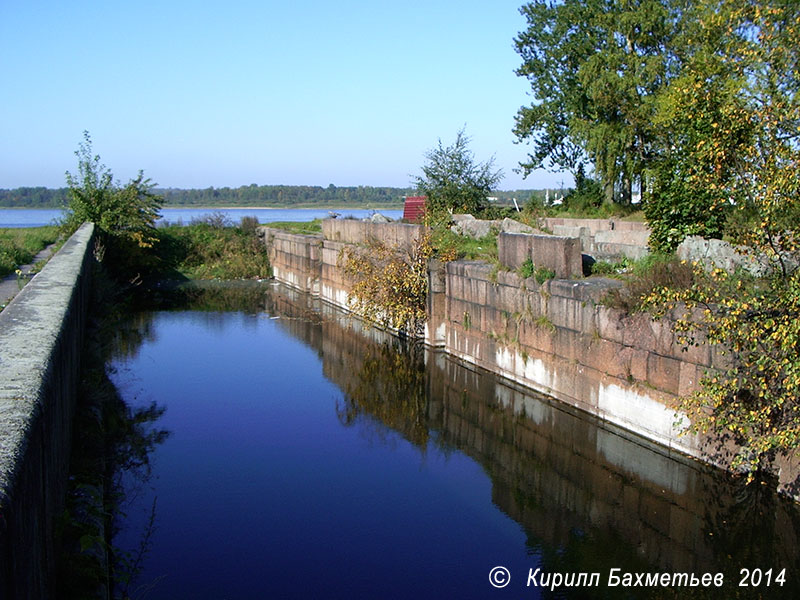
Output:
[{"xmin": 62, "ymin": 131, "xmax": 163, "ymax": 280}]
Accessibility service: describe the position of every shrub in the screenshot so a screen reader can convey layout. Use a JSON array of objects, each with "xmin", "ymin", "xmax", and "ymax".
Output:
[
  {"xmin": 519, "ymin": 258, "xmax": 535, "ymax": 279},
  {"xmin": 240, "ymin": 216, "xmax": 260, "ymax": 234},
  {"xmin": 339, "ymin": 234, "xmax": 434, "ymax": 335},
  {"xmin": 157, "ymin": 224, "xmax": 270, "ymax": 280},
  {"xmin": 413, "ymin": 127, "xmax": 503, "ymax": 217},
  {"xmin": 190, "ymin": 211, "xmax": 231, "ymax": 229},
  {"xmin": 62, "ymin": 132, "xmax": 162, "ymax": 279},
  {"xmin": 603, "ymin": 254, "xmax": 694, "ymax": 312}
]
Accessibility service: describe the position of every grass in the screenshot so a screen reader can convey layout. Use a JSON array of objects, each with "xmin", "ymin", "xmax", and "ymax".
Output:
[
  {"xmin": 0, "ymin": 226, "xmax": 59, "ymax": 277},
  {"xmin": 601, "ymin": 253, "xmax": 695, "ymax": 312},
  {"xmin": 589, "ymin": 257, "xmax": 633, "ymax": 277},
  {"xmin": 432, "ymin": 228, "xmax": 498, "ymax": 261},
  {"xmin": 518, "ymin": 258, "xmax": 556, "ymax": 284},
  {"xmin": 265, "ymin": 219, "xmax": 323, "ymax": 235},
  {"xmin": 156, "ymin": 223, "xmax": 271, "ymax": 280}
]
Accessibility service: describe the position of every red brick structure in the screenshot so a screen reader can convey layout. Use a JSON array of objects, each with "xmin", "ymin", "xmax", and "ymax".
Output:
[{"xmin": 402, "ymin": 196, "xmax": 426, "ymax": 223}]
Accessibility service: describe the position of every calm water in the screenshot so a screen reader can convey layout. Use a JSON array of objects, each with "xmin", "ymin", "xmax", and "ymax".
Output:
[
  {"xmin": 107, "ymin": 283, "xmax": 800, "ymax": 599},
  {"xmin": 0, "ymin": 207, "xmax": 402, "ymax": 228}
]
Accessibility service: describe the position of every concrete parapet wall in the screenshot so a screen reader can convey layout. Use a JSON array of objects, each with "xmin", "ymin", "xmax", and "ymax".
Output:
[
  {"xmin": 549, "ymin": 219, "xmax": 652, "ymax": 260},
  {"xmin": 498, "ymin": 232, "xmax": 583, "ymax": 278},
  {"xmin": 320, "ymin": 240, "xmax": 355, "ymax": 309},
  {"xmin": 0, "ymin": 223, "xmax": 95, "ymax": 599},
  {"xmin": 322, "ymin": 219, "xmax": 425, "ymax": 249}
]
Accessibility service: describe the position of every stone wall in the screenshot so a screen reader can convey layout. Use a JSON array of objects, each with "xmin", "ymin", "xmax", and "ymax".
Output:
[
  {"xmin": 321, "ymin": 219, "xmax": 425, "ymax": 249},
  {"xmin": 542, "ymin": 217, "xmax": 650, "ymax": 235},
  {"xmin": 0, "ymin": 223, "xmax": 95, "ymax": 599},
  {"xmin": 260, "ymin": 221, "xmax": 800, "ymax": 497},
  {"xmin": 443, "ymin": 261, "xmax": 711, "ymax": 457},
  {"xmin": 498, "ymin": 232, "xmax": 583, "ymax": 278},
  {"xmin": 265, "ymin": 282, "xmax": 800, "ymax": 576},
  {"xmin": 544, "ymin": 217, "xmax": 651, "ymax": 260},
  {"xmin": 261, "ymin": 229, "xmax": 323, "ymax": 294}
]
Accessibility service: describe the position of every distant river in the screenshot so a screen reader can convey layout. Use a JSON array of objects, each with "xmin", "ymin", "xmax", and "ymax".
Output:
[{"xmin": 0, "ymin": 207, "xmax": 403, "ymax": 228}]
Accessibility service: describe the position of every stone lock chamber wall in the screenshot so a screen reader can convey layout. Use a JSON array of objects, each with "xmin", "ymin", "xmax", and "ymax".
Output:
[
  {"xmin": 261, "ymin": 220, "xmax": 800, "ymax": 498},
  {"xmin": 0, "ymin": 223, "xmax": 95, "ymax": 600}
]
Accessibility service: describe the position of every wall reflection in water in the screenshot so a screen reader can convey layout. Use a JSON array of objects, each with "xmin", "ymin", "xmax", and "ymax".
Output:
[
  {"xmin": 263, "ymin": 281, "xmax": 800, "ymax": 594},
  {"xmin": 111, "ymin": 280, "xmax": 799, "ymax": 598}
]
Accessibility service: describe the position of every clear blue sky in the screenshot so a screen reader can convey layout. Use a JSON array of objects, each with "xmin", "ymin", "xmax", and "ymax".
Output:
[{"xmin": 0, "ymin": 0, "xmax": 571, "ymax": 191}]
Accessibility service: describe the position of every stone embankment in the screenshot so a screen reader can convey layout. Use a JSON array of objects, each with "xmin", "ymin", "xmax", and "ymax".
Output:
[
  {"xmin": 259, "ymin": 218, "xmax": 800, "ymax": 499},
  {"xmin": 266, "ymin": 283, "xmax": 800, "ymax": 576},
  {"xmin": 0, "ymin": 223, "xmax": 95, "ymax": 599}
]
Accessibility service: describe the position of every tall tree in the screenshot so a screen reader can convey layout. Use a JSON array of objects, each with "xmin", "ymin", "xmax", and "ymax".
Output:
[{"xmin": 514, "ymin": 0, "xmax": 678, "ymax": 203}]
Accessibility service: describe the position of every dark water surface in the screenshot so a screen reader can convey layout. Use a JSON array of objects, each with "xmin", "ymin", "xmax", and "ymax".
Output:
[{"xmin": 108, "ymin": 282, "xmax": 800, "ymax": 599}]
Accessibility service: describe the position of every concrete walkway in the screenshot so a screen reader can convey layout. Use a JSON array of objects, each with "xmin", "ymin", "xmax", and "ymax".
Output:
[{"xmin": 0, "ymin": 243, "xmax": 58, "ymax": 309}]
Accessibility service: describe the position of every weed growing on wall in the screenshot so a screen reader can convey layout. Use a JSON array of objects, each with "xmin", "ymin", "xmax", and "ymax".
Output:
[{"xmin": 340, "ymin": 233, "xmax": 434, "ymax": 336}]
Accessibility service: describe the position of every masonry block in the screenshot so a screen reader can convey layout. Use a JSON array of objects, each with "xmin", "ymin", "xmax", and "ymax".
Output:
[{"xmin": 498, "ymin": 232, "xmax": 583, "ymax": 279}]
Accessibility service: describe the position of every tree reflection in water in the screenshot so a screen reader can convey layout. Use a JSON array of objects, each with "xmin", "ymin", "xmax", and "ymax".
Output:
[
  {"xmin": 59, "ymin": 280, "xmax": 800, "ymax": 599},
  {"xmin": 336, "ymin": 341, "xmax": 431, "ymax": 450},
  {"xmin": 57, "ymin": 277, "xmax": 171, "ymax": 599},
  {"xmin": 309, "ymin": 290, "xmax": 800, "ymax": 599}
]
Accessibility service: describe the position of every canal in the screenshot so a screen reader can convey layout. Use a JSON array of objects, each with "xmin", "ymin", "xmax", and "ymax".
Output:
[{"xmin": 102, "ymin": 281, "xmax": 799, "ymax": 599}]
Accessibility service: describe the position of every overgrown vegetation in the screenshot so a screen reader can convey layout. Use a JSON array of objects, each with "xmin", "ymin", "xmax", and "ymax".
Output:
[
  {"xmin": 414, "ymin": 127, "xmax": 503, "ymax": 217},
  {"xmin": 514, "ymin": 0, "xmax": 800, "ymax": 253},
  {"xmin": 429, "ymin": 227, "xmax": 496, "ymax": 262},
  {"xmin": 60, "ymin": 135, "xmax": 270, "ymax": 283},
  {"xmin": 339, "ymin": 234, "xmax": 434, "ymax": 336},
  {"xmin": 602, "ymin": 254, "xmax": 695, "ymax": 313},
  {"xmin": 647, "ymin": 266, "xmax": 800, "ymax": 480},
  {"xmin": 0, "ymin": 225, "xmax": 58, "ymax": 277},
  {"xmin": 514, "ymin": 0, "xmax": 800, "ymax": 483},
  {"xmin": 62, "ymin": 132, "xmax": 163, "ymax": 281},
  {"xmin": 266, "ymin": 219, "xmax": 323, "ymax": 235},
  {"xmin": 156, "ymin": 220, "xmax": 270, "ymax": 280}
]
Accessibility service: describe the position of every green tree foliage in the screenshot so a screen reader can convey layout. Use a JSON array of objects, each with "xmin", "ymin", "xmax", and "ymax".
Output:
[
  {"xmin": 0, "ymin": 185, "xmax": 412, "ymax": 209},
  {"xmin": 562, "ymin": 163, "xmax": 604, "ymax": 213},
  {"xmin": 645, "ymin": 0, "xmax": 755, "ymax": 251},
  {"xmin": 643, "ymin": 0, "xmax": 800, "ymax": 479},
  {"xmin": 514, "ymin": 0, "xmax": 676, "ymax": 204},
  {"xmin": 648, "ymin": 267, "xmax": 800, "ymax": 480},
  {"xmin": 0, "ymin": 187, "xmax": 69, "ymax": 208},
  {"xmin": 413, "ymin": 128, "xmax": 503, "ymax": 216},
  {"xmin": 63, "ymin": 132, "xmax": 163, "ymax": 276},
  {"xmin": 158, "ymin": 184, "xmax": 412, "ymax": 207}
]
